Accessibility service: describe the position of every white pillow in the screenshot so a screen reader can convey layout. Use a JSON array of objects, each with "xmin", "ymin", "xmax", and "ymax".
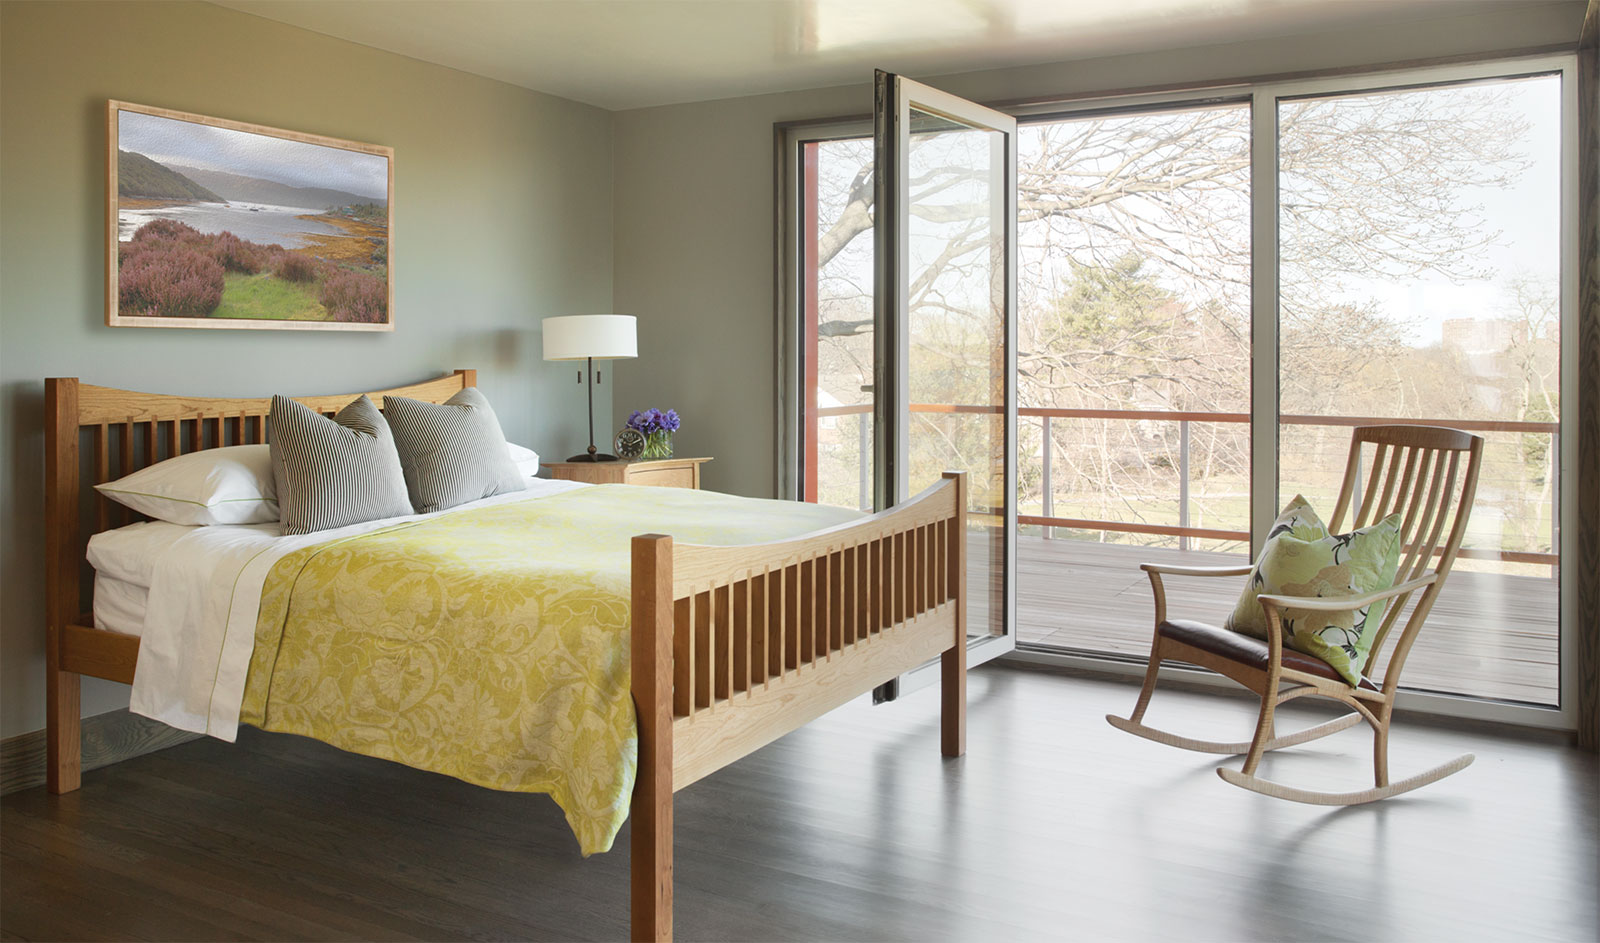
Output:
[
  {"xmin": 508, "ymin": 442, "xmax": 540, "ymax": 478},
  {"xmin": 95, "ymin": 444, "xmax": 278, "ymax": 526}
]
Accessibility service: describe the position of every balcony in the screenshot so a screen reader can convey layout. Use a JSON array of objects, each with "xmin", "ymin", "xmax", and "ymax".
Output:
[{"xmin": 813, "ymin": 404, "xmax": 1561, "ymax": 706}]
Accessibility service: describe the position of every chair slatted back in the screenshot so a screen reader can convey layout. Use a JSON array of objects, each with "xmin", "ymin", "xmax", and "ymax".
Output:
[{"xmin": 1325, "ymin": 425, "xmax": 1484, "ymax": 687}]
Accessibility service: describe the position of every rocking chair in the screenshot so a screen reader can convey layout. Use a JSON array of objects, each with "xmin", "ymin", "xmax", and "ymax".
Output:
[{"xmin": 1106, "ymin": 424, "xmax": 1484, "ymax": 804}]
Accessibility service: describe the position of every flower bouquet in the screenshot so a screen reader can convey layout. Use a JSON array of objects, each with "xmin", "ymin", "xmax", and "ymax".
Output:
[{"xmin": 627, "ymin": 408, "xmax": 680, "ymax": 459}]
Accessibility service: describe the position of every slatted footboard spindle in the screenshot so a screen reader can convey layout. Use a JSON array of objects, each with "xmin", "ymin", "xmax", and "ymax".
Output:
[{"xmin": 629, "ymin": 471, "xmax": 969, "ymax": 942}]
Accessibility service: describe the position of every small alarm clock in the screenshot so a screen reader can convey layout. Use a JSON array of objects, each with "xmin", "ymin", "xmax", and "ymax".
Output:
[{"xmin": 614, "ymin": 427, "xmax": 646, "ymax": 460}]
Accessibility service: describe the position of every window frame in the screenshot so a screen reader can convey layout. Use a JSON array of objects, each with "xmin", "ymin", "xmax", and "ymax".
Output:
[{"xmin": 776, "ymin": 52, "xmax": 1580, "ymax": 731}]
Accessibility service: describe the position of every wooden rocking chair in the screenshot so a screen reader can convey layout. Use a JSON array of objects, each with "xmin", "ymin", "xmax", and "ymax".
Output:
[{"xmin": 1106, "ymin": 424, "xmax": 1485, "ymax": 804}]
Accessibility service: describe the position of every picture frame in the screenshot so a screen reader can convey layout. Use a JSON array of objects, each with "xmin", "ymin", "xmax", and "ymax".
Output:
[{"xmin": 106, "ymin": 100, "xmax": 394, "ymax": 331}]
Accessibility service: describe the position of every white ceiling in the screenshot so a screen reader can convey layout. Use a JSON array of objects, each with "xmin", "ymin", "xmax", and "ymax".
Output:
[{"xmin": 213, "ymin": 0, "xmax": 1535, "ymax": 111}]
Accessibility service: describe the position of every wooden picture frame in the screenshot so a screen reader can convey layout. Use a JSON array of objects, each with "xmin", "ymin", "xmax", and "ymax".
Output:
[{"xmin": 106, "ymin": 100, "xmax": 394, "ymax": 331}]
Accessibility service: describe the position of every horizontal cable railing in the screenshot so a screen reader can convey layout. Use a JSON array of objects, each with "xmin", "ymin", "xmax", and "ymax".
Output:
[{"xmin": 810, "ymin": 402, "xmax": 1559, "ymax": 567}]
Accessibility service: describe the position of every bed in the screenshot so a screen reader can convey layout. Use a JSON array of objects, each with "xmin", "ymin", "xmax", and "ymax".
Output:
[{"xmin": 44, "ymin": 370, "xmax": 969, "ymax": 942}]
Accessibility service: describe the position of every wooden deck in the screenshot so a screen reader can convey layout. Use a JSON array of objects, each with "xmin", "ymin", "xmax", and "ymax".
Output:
[{"xmin": 1014, "ymin": 536, "xmax": 1561, "ymax": 705}]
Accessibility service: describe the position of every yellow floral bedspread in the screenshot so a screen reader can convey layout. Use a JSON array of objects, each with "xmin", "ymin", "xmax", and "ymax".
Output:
[{"xmin": 237, "ymin": 485, "xmax": 857, "ymax": 855}]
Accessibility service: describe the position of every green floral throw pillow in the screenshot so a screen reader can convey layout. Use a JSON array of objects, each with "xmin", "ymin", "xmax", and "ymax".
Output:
[
  {"xmin": 1225, "ymin": 495, "xmax": 1328, "ymax": 636},
  {"xmin": 1224, "ymin": 497, "xmax": 1402, "ymax": 686}
]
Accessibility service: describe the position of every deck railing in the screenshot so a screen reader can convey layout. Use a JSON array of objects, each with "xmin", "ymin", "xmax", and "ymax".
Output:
[{"xmin": 811, "ymin": 403, "xmax": 1560, "ymax": 569}]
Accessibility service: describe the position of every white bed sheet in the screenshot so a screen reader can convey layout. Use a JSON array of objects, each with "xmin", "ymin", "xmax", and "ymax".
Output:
[
  {"xmin": 96, "ymin": 477, "xmax": 588, "ymax": 741},
  {"xmin": 88, "ymin": 519, "xmax": 212, "ymax": 588},
  {"xmin": 92, "ymin": 574, "xmax": 149, "ymax": 637}
]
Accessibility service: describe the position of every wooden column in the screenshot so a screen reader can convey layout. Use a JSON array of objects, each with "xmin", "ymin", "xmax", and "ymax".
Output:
[
  {"xmin": 940, "ymin": 471, "xmax": 966, "ymax": 758},
  {"xmin": 1576, "ymin": 0, "xmax": 1599, "ymax": 752},
  {"xmin": 43, "ymin": 378, "xmax": 82, "ymax": 793},
  {"xmin": 631, "ymin": 534, "xmax": 674, "ymax": 941}
]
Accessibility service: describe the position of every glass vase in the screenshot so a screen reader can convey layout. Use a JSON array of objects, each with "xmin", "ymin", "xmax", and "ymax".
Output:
[{"xmin": 642, "ymin": 431, "xmax": 673, "ymax": 459}]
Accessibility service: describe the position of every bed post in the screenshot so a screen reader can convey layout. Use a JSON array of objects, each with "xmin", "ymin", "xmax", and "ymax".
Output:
[
  {"xmin": 631, "ymin": 534, "xmax": 674, "ymax": 942},
  {"xmin": 940, "ymin": 471, "xmax": 967, "ymax": 758},
  {"xmin": 453, "ymin": 368, "xmax": 477, "ymax": 389},
  {"xmin": 44, "ymin": 378, "xmax": 83, "ymax": 793}
]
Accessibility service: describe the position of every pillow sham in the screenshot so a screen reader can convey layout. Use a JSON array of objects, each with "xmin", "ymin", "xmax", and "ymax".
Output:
[
  {"xmin": 1226, "ymin": 497, "xmax": 1403, "ymax": 686},
  {"xmin": 269, "ymin": 394, "xmax": 412, "ymax": 535},
  {"xmin": 508, "ymin": 441, "xmax": 541, "ymax": 478},
  {"xmin": 94, "ymin": 444, "xmax": 278, "ymax": 526},
  {"xmin": 383, "ymin": 387, "xmax": 527, "ymax": 513}
]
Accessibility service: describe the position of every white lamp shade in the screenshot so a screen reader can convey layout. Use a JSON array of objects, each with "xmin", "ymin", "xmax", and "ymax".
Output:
[{"xmin": 542, "ymin": 314, "xmax": 638, "ymax": 361}]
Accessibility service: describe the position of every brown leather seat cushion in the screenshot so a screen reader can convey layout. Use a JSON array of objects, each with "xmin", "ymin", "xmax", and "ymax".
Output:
[{"xmin": 1158, "ymin": 618, "xmax": 1379, "ymax": 691}]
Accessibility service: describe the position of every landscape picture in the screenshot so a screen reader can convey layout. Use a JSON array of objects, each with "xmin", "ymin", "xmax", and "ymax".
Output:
[{"xmin": 107, "ymin": 101, "xmax": 392, "ymax": 330}]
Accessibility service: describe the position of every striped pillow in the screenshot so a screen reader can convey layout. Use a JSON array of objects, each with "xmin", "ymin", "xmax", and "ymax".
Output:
[
  {"xmin": 268, "ymin": 394, "xmax": 413, "ymax": 535},
  {"xmin": 384, "ymin": 387, "xmax": 527, "ymax": 513}
]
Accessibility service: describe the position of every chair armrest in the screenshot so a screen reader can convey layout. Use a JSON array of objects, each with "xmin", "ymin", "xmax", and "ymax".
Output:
[
  {"xmin": 1258, "ymin": 574, "xmax": 1438, "ymax": 615},
  {"xmin": 1140, "ymin": 563, "xmax": 1253, "ymax": 578},
  {"xmin": 1141, "ymin": 561, "xmax": 1252, "ymax": 625}
]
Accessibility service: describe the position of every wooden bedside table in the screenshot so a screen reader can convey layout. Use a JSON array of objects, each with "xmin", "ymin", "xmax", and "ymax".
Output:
[{"xmin": 541, "ymin": 457, "xmax": 711, "ymax": 490}]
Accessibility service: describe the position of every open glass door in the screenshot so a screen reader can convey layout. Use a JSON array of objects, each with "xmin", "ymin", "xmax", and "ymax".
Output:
[{"xmin": 874, "ymin": 71, "xmax": 1018, "ymax": 671}]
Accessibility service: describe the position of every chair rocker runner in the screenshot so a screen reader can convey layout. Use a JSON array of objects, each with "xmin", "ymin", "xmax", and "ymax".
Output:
[{"xmin": 1106, "ymin": 424, "xmax": 1485, "ymax": 805}]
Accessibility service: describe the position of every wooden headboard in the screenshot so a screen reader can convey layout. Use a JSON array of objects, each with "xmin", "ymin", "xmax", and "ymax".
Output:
[{"xmin": 44, "ymin": 369, "xmax": 476, "ymax": 646}]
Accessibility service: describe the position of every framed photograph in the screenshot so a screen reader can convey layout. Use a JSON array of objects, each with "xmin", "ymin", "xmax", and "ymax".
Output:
[{"xmin": 106, "ymin": 100, "xmax": 393, "ymax": 331}]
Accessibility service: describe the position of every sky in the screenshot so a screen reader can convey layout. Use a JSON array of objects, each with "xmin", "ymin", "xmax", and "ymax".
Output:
[
  {"xmin": 118, "ymin": 110, "xmax": 388, "ymax": 200},
  {"xmin": 1326, "ymin": 74, "xmax": 1562, "ymax": 347}
]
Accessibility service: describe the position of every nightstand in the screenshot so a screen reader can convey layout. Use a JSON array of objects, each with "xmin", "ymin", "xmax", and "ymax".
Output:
[{"xmin": 541, "ymin": 457, "xmax": 711, "ymax": 490}]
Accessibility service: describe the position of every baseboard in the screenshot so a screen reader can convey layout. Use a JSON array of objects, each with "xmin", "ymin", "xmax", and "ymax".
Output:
[{"xmin": 0, "ymin": 709, "xmax": 199, "ymax": 796}]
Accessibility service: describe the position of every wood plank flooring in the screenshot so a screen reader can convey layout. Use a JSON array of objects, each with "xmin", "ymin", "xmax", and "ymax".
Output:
[
  {"xmin": 4, "ymin": 664, "xmax": 1594, "ymax": 942},
  {"xmin": 1015, "ymin": 537, "xmax": 1561, "ymax": 704}
]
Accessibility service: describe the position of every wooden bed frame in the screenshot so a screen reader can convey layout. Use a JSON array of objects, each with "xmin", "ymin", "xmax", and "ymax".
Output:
[{"xmin": 44, "ymin": 370, "xmax": 969, "ymax": 942}]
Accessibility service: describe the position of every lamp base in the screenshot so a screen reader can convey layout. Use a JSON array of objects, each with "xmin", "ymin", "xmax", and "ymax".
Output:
[{"xmin": 566, "ymin": 452, "xmax": 619, "ymax": 462}]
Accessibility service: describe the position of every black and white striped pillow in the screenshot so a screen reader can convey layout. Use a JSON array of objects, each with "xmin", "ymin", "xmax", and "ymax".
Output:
[
  {"xmin": 268, "ymin": 394, "xmax": 413, "ymax": 535},
  {"xmin": 384, "ymin": 387, "xmax": 527, "ymax": 513}
]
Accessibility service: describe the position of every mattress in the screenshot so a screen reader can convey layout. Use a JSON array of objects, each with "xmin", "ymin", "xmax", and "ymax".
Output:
[
  {"xmin": 93, "ymin": 574, "xmax": 151, "ymax": 637},
  {"xmin": 88, "ymin": 519, "xmax": 219, "ymax": 638},
  {"xmin": 85, "ymin": 477, "xmax": 583, "ymax": 638}
]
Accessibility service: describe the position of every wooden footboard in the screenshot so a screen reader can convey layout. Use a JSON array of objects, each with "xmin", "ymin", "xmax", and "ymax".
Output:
[{"xmin": 629, "ymin": 472, "xmax": 968, "ymax": 942}]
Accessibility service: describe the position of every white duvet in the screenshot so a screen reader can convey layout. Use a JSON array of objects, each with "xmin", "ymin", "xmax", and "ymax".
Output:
[{"xmin": 95, "ymin": 479, "xmax": 589, "ymax": 742}]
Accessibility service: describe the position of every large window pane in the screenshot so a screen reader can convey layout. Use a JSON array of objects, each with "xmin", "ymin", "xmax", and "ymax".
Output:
[
  {"xmin": 1012, "ymin": 103, "xmax": 1253, "ymax": 656},
  {"xmin": 803, "ymin": 138, "xmax": 875, "ymax": 511},
  {"xmin": 1277, "ymin": 74, "xmax": 1562, "ymax": 705}
]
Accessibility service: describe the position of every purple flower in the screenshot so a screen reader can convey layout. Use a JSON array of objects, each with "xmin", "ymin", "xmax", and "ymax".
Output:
[{"xmin": 626, "ymin": 407, "xmax": 681, "ymax": 435}]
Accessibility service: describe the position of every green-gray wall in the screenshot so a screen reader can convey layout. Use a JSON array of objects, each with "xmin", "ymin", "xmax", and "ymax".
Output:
[
  {"xmin": 0, "ymin": 1, "xmax": 614, "ymax": 738},
  {"xmin": 611, "ymin": 1, "xmax": 1588, "ymax": 500}
]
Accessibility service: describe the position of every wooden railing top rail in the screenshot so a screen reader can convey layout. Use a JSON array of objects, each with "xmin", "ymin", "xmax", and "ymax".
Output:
[{"xmin": 813, "ymin": 402, "xmax": 1560, "ymax": 435}]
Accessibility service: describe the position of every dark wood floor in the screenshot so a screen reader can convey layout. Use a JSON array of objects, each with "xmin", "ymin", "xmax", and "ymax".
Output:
[{"xmin": 4, "ymin": 664, "xmax": 1595, "ymax": 942}]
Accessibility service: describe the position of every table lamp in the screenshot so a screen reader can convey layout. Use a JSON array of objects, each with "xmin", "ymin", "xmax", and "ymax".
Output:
[{"xmin": 542, "ymin": 314, "xmax": 638, "ymax": 462}]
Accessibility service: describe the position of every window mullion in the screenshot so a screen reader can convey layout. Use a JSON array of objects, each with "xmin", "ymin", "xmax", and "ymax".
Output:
[{"xmin": 1248, "ymin": 87, "xmax": 1280, "ymax": 557}]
